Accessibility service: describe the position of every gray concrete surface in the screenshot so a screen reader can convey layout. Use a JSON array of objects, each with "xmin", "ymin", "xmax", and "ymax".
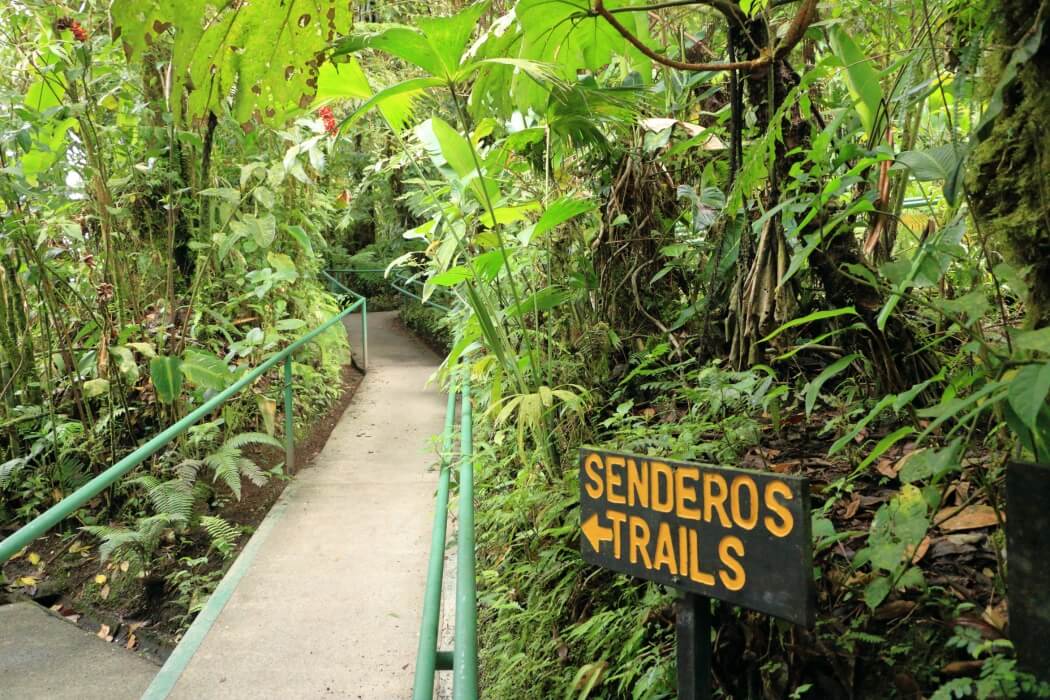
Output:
[
  {"xmin": 0, "ymin": 601, "xmax": 158, "ymax": 699},
  {"xmin": 169, "ymin": 311, "xmax": 446, "ymax": 699}
]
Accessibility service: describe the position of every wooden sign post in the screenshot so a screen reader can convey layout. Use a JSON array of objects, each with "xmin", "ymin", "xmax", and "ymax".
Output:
[
  {"xmin": 578, "ymin": 448, "xmax": 815, "ymax": 697},
  {"xmin": 1006, "ymin": 461, "xmax": 1050, "ymax": 683}
]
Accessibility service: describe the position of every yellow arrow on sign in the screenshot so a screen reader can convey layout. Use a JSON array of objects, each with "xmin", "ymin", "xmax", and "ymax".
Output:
[{"xmin": 581, "ymin": 512, "xmax": 613, "ymax": 552}]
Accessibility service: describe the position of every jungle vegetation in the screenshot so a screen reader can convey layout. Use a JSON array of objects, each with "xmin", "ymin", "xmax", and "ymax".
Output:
[{"xmin": 1, "ymin": 0, "xmax": 1049, "ymax": 697}]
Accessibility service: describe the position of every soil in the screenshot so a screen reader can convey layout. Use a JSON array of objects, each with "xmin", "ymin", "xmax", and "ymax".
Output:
[{"xmin": 1, "ymin": 363, "xmax": 364, "ymax": 662}]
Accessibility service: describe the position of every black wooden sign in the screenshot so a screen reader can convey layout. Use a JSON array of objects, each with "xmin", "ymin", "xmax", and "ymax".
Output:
[
  {"xmin": 1006, "ymin": 460, "xmax": 1050, "ymax": 683},
  {"xmin": 579, "ymin": 448, "xmax": 815, "ymax": 626}
]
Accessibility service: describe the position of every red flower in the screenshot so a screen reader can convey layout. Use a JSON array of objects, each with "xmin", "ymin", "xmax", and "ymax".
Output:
[
  {"xmin": 56, "ymin": 17, "xmax": 88, "ymax": 42},
  {"xmin": 318, "ymin": 106, "xmax": 337, "ymax": 136},
  {"xmin": 70, "ymin": 21, "xmax": 88, "ymax": 42}
]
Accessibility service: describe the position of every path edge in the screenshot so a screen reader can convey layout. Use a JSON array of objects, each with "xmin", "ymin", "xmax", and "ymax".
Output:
[{"xmin": 139, "ymin": 480, "xmax": 300, "ymax": 700}]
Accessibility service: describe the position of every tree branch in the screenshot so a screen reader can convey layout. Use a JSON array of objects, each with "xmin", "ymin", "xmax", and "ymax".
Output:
[
  {"xmin": 607, "ymin": 0, "xmax": 743, "ymax": 21},
  {"xmin": 591, "ymin": 0, "xmax": 818, "ymax": 73},
  {"xmin": 593, "ymin": 0, "xmax": 765, "ymax": 71}
]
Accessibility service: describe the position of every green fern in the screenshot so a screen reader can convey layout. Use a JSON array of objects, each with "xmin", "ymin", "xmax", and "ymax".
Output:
[
  {"xmin": 0, "ymin": 457, "xmax": 27, "ymax": 487},
  {"xmin": 82, "ymin": 513, "xmax": 185, "ymax": 564},
  {"xmin": 225, "ymin": 431, "xmax": 283, "ymax": 451},
  {"xmin": 199, "ymin": 515, "xmax": 242, "ymax": 557},
  {"xmin": 176, "ymin": 431, "xmax": 278, "ymax": 499},
  {"xmin": 129, "ymin": 475, "xmax": 195, "ymax": 521}
]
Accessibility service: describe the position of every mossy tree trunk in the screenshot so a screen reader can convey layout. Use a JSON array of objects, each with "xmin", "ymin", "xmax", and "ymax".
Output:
[{"xmin": 966, "ymin": 0, "xmax": 1050, "ymax": 328}]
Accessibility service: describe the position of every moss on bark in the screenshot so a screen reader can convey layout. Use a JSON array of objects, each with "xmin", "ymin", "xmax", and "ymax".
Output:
[{"xmin": 966, "ymin": 1, "xmax": 1050, "ymax": 326}]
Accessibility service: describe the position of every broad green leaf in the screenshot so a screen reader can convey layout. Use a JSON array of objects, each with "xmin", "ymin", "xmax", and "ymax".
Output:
[
  {"xmin": 127, "ymin": 342, "xmax": 157, "ymax": 359},
  {"xmin": 524, "ymin": 197, "xmax": 597, "ymax": 243},
  {"xmin": 416, "ymin": 117, "xmax": 499, "ymax": 204},
  {"xmin": 761, "ymin": 307, "xmax": 858, "ymax": 344},
  {"xmin": 284, "ymin": 225, "xmax": 314, "ymax": 256},
  {"xmin": 341, "ymin": 76, "xmax": 445, "ymax": 133},
  {"xmin": 471, "ymin": 250, "xmax": 507, "ymax": 282},
  {"xmin": 110, "ymin": 346, "xmax": 140, "ymax": 382},
  {"xmin": 899, "ymin": 440, "xmax": 962, "ymax": 484},
  {"xmin": 199, "ymin": 187, "xmax": 241, "ymax": 204},
  {"xmin": 82, "ymin": 378, "xmax": 110, "ymax": 398},
  {"xmin": 805, "ymin": 353, "xmax": 862, "ymax": 417},
  {"xmin": 268, "ymin": 252, "xmax": 299, "ymax": 282},
  {"xmin": 894, "ymin": 144, "xmax": 967, "ymax": 205},
  {"xmin": 505, "ymin": 286, "xmax": 571, "ymax": 318},
  {"xmin": 21, "ymin": 53, "xmax": 75, "ymax": 183},
  {"xmin": 113, "ymin": 0, "xmax": 354, "ymax": 126},
  {"xmin": 1007, "ymin": 363, "xmax": 1050, "ymax": 428},
  {"xmin": 181, "ymin": 350, "xmax": 230, "ymax": 391},
  {"xmin": 480, "ymin": 203, "xmax": 540, "ymax": 228},
  {"xmin": 829, "ymin": 26, "xmax": 883, "ymax": 135},
  {"xmin": 150, "ymin": 356, "xmax": 183, "ymax": 404},
  {"xmin": 430, "ymin": 266, "xmax": 473, "ymax": 286},
  {"xmin": 246, "ymin": 214, "xmax": 277, "ymax": 248},
  {"xmin": 415, "ymin": 1, "xmax": 492, "ymax": 77},
  {"xmin": 864, "ymin": 576, "xmax": 891, "ymax": 610},
  {"xmin": 276, "ymin": 319, "xmax": 307, "ymax": 331},
  {"xmin": 1011, "ymin": 327, "xmax": 1050, "ymax": 354},
  {"xmin": 468, "ymin": 0, "xmax": 650, "ymax": 117},
  {"xmin": 252, "ymin": 186, "xmax": 275, "ymax": 209},
  {"xmin": 336, "ymin": 3, "xmax": 490, "ymax": 80},
  {"xmin": 314, "ymin": 58, "xmax": 372, "ymax": 102}
]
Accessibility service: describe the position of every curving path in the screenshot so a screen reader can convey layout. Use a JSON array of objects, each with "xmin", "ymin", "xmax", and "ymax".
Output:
[{"xmin": 164, "ymin": 310, "xmax": 447, "ymax": 699}]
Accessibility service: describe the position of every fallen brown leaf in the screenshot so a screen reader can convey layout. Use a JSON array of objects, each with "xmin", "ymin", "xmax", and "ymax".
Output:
[
  {"xmin": 983, "ymin": 599, "xmax": 1008, "ymax": 632},
  {"xmin": 908, "ymin": 536, "xmax": 931, "ymax": 564},
  {"xmin": 843, "ymin": 494, "xmax": 861, "ymax": 519},
  {"xmin": 97, "ymin": 624, "xmax": 111, "ymax": 641},
  {"xmin": 941, "ymin": 660, "xmax": 983, "ymax": 677},
  {"xmin": 873, "ymin": 599, "xmax": 916, "ymax": 620},
  {"xmin": 875, "ymin": 458, "xmax": 898, "ymax": 479},
  {"xmin": 936, "ymin": 504, "xmax": 1002, "ymax": 531},
  {"xmin": 770, "ymin": 460, "xmax": 801, "ymax": 473}
]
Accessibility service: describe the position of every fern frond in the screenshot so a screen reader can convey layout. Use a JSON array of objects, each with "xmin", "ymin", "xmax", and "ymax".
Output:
[
  {"xmin": 130, "ymin": 475, "xmax": 195, "ymax": 521},
  {"xmin": 0, "ymin": 457, "xmax": 28, "ymax": 487},
  {"xmin": 225, "ymin": 432, "xmax": 283, "ymax": 450},
  {"xmin": 176, "ymin": 459, "xmax": 205, "ymax": 485},
  {"xmin": 200, "ymin": 515, "xmax": 242, "ymax": 557},
  {"xmin": 206, "ymin": 444, "xmax": 242, "ymax": 498},
  {"xmin": 237, "ymin": 458, "xmax": 268, "ymax": 488},
  {"xmin": 81, "ymin": 525, "xmax": 140, "ymax": 562}
]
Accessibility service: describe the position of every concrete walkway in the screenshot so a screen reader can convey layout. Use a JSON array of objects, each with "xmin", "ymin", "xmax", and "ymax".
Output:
[
  {"xmin": 169, "ymin": 311, "xmax": 446, "ymax": 699},
  {"xmin": 0, "ymin": 601, "xmax": 157, "ymax": 699}
]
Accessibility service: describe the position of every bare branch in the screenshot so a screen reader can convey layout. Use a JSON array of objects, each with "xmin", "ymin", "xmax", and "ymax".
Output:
[{"xmin": 591, "ymin": 0, "xmax": 818, "ymax": 73}]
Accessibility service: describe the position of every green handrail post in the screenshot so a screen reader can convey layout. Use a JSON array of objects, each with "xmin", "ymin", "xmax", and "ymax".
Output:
[
  {"xmin": 284, "ymin": 356, "xmax": 295, "ymax": 472},
  {"xmin": 453, "ymin": 378, "xmax": 478, "ymax": 700},
  {"xmin": 412, "ymin": 386, "xmax": 460, "ymax": 700},
  {"xmin": 361, "ymin": 298, "xmax": 369, "ymax": 371}
]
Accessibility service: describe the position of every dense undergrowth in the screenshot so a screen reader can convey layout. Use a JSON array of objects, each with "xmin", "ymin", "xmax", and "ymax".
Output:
[
  {"xmin": 2, "ymin": 0, "xmax": 1049, "ymax": 697},
  {"xmin": 0, "ymin": 2, "xmax": 355, "ymax": 635}
]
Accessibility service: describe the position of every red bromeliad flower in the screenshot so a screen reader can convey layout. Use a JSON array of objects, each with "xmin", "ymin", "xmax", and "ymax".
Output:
[
  {"xmin": 56, "ymin": 17, "xmax": 89, "ymax": 42},
  {"xmin": 318, "ymin": 106, "xmax": 337, "ymax": 136}
]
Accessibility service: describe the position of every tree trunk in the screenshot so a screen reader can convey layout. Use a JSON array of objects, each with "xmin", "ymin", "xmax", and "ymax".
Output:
[{"xmin": 966, "ymin": 0, "xmax": 1050, "ymax": 328}]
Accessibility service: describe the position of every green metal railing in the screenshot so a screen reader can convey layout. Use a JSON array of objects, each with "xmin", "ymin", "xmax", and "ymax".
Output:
[
  {"xmin": 329, "ymin": 266, "xmax": 479, "ymax": 699},
  {"xmin": 1, "ymin": 268, "xmax": 478, "ymax": 698},
  {"xmin": 0, "ymin": 292, "xmax": 368, "ymax": 564},
  {"xmin": 325, "ymin": 267, "xmax": 454, "ymax": 313},
  {"xmin": 413, "ymin": 377, "xmax": 477, "ymax": 700}
]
